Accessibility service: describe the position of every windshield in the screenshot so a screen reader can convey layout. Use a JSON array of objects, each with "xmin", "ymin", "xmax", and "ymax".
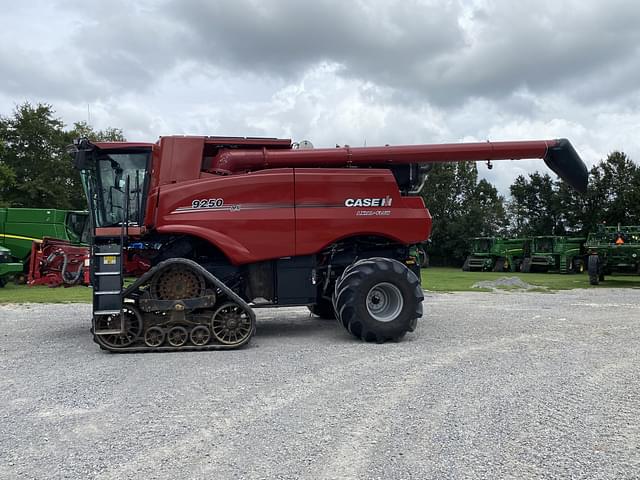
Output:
[
  {"xmin": 80, "ymin": 150, "xmax": 150, "ymax": 228},
  {"xmin": 535, "ymin": 238, "xmax": 554, "ymax": 253},
  {"xmin": 474, "ymin": 239, "xmax": 492, "ymax": 252},
  {"xmin": 65, "ymin": 212, "xmax": 90, "ymax": 243}
]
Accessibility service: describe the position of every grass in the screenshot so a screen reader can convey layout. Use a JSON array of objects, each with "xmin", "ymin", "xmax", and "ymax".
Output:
[
  {"xmin": 421, "ymin": 267, "xmax": 640, "ymax": 292},
  {"xmin": 0, "ymin": 282, "xmax": 92, "ymax": 304},
  {"xmin": 1, "ymin": 267, "xmax": 639, "ymax": 304}
]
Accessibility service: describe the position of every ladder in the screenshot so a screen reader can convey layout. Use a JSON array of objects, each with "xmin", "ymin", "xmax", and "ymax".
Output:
[
  {"xmin": 559, "ymin": 255, "xmax": 568, "ymax": 273},
  {"xmin": 92, "ymin": 176, "xmax": 129, "ymax": 335},
  {"xmin": 92, "ymin": 242, "xmax": 124, "ymax": 334}
]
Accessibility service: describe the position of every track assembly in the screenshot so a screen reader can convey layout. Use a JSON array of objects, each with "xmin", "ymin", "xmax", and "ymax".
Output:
[{"xmin": 93, "ymin": 259, "xmax": 256, "ymax": 353}]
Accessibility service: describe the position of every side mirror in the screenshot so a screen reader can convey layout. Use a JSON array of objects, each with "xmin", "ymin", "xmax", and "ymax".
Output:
[
  {"xmin": 71, "ymin": 138, "xmax": 94, "ymax": 170},
  {"xmin": 73, "ymin": 149, "xmax": 88, "ymax": 170}
]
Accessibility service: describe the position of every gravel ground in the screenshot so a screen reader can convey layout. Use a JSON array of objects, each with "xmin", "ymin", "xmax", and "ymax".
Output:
[{"xmin": 1, "ymin": 288, "xmax": 639, "ymax": 480}]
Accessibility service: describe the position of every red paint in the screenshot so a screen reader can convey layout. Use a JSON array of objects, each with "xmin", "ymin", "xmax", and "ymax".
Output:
[
  {"xmin": 92, "ymin": 136, "xmax": 577, "ymax": 265},
  {"xmin": 28, "ymin": 238, "xmax": 89, "ymax": 287}
]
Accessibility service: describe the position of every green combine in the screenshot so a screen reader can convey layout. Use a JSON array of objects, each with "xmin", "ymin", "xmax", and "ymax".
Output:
[
  {"xmin": 521, "ymin": 236, "xmax": 586, "ymax": 273},
  {"xmin": 0, "ymin": 208, "xmax": 89, "ymax": 261},
  {"xmin": 586, "ymin": 224, "xmax": 640, "ymax": 285},
  {"xmin": 463, "ymin": 237, "xmax": 530, "ymax": 272},
  {"xmin": 0, "ymin": 245, "xmax": 22, "ymax": 287}
]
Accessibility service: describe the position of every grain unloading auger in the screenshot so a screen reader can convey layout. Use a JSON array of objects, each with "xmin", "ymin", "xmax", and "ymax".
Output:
[{"xmin": 71, "ymin": 135, "xmax": 587, "ymax": 352}]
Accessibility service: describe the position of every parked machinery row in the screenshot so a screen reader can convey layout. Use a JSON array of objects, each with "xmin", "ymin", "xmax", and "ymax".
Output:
[{"xmin": 461, "ymin": 226, "xmax": 640, "ymax": 282}]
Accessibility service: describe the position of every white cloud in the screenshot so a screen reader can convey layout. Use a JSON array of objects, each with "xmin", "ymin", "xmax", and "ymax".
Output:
[{"xmin": 1, "ymin": 0, "xmax": 639, "ymax": 196}]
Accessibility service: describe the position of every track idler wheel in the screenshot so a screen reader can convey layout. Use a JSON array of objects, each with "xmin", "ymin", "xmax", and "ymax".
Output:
[
  {"xmin": 150, "ymin": 265, "xmax": 206, "ymax": 300},
  {"xmin": 96, "ymin": 306, "xmax": 143, "ymax": 349},
  {"xmin": 211, "ymin": 302, "xmax": 254, "ymax": 346}
]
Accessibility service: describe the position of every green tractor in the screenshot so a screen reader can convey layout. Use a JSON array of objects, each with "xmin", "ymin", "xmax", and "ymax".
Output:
[
  {"xmin": 462, "ymin": 237, "xmax": 530, "ymax": 272},
  {"xmin": 0, "ymin": 245, "xmax": 23, "ymax": 288},
  {"xmin": 521, "ymin": 236, "xmax": 586, "ymax": 273},
  {"xmin": 0, "ymin": 208, "xmax": 89, "ymax": 278},
  {"xmin": 586, "ymin": 224, "xmax": 640, "ymax": 285}
]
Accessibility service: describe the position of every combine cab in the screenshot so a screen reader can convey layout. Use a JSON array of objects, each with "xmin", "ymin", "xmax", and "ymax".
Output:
[
  {"xmin": 463, "ymin": 237, "xmax": 530, "ymax": 272},
  {"xmin": 71, "ymin": 135, "xmax": 587, "ymax": 352},
  {"xmin": 521, "ymin": 236, "xmax": 586, "ymax": 273},
  {"xmin": 586, "ymin": 225, "xmax": 640, "ymax": 285}
]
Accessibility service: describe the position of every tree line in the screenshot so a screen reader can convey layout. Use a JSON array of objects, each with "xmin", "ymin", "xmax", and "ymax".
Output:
[
  {"xmin": 422, "ymin": 151, "xmax": 640, "ymax": 265},
  {"xmin": 0, "ymin": 102, "xmax": 124, "ymax": 210},
  {"xmin": 1, "ymin": 102, "xmax": 638, "ymax": 265}
]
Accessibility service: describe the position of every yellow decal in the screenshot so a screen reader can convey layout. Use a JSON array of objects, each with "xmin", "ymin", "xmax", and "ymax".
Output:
[{"xmin": 103, "ymin": 256, "xmax": 117, "ymax": 265}]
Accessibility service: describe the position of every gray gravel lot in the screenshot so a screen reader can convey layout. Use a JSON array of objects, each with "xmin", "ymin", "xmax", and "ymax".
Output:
[{"xmin": 1, "ymin": 288, "xmax": 639, "ymax": 480}]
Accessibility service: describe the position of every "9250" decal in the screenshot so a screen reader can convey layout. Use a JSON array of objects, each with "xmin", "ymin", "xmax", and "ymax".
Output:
[{"xmin": 192, "ymin": 198, "xmax": 224, "ymax": 208}]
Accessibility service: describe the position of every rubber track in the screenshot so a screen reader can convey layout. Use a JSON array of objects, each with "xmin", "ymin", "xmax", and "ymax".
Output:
[{"xmin": 95, "ymin": 258, "xmax": 256, "ymax": 353}]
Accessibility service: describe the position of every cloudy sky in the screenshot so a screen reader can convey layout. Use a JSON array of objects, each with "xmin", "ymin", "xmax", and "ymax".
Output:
[{"xmin": 2, "ymin": 0, "xmax": 639, "ymax": 193}]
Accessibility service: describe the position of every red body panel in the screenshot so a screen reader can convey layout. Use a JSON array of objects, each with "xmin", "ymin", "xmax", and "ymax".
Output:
[
  {"xmin": 156, "ymin": 169, "xmax": 296, "ymax": 264},
  {"xmin": 153, "ymin": 167, "xmax": 431, "ymax": 265},
  {"xmin": 294, "ymin": 169, "xmax": 430, "ymax": 257}
]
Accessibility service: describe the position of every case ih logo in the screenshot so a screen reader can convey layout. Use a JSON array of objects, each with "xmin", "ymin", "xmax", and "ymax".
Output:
[{"xmin": 344, "ymin": 196, "xmax": 393, "ymax": 207}]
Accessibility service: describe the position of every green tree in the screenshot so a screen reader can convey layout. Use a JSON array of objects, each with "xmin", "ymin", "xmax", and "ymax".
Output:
[
  {"xmin": 596, "ymin": 151, "xmax": 640, "ymax": 226},
  {"xmin": 66, "ymin": 121, "xmax": 126, "ymax": 142},
  {"xmin": 507, "ymin": 172, "xmax": 564, "ymax": 236},
  {"xmin": 469, "ymin": 179, "xmax": 507, "ymax": 235},
  {"xmin": 0, "ymin": 103, "xmax": 126, "ymax": 209},
  {"xmin": 507, "ymin": 151, "xmax": 640, "ymax": 236},
  {"xmin": 422, "ymin": 162, "xmax": 506, "ymax": 265},
  {"xmin": 0, "ymin": 103, "xmax": 74, "ymax": 208}
]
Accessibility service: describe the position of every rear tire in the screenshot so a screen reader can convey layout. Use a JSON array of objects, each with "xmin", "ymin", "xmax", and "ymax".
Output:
[
  {"xmin": 334, "ymin": 258, "xmax": 423, "ymax": 343},
  {"xmin": 572, "ymin": 258, "xmax": 584, "ymax": 274},
  {"xmin": 308, "ymin": 298, "xmax": 336, "ymax": 319},
  {"xmin": 417, "ymin": 247, "xmax": 429, "ymax": 268},
  {"xmin": 462, "ymin": 257, "xmax": 470, "ymax": 272},
  {"xmin": 588, "ymin": 255, "xmax": 599, "ymax": 285}
]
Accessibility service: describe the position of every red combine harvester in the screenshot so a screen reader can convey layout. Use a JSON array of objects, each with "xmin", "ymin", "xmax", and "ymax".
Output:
[{"xmin": 71, "ymin": 136, "xmax": 588, "ymax": 352}]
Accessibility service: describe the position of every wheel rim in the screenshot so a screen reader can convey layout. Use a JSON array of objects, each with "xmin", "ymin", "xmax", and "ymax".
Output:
[
  {"xmin": 366, "ymin": 282, "xmax": 404, "ymax": 322},
  {"xmin": 211, "ymin": 303, "xmax": 253, "ymax": 345},
  {"xmin": 150, "ymin": 266, "xmax": 206, "ymax": 300},
  {"xmin": 190, "ymin": 325, "xmax": 211, "ymax": 346},
  {"xmin": 144, "ymin": 326, "xmax": 165, "ymax": 347},
  {"xmin": 99, "ymin": 306, "xmax": 142, "ymax": 348},
  {"xmin": 167, "ymin": 326, "xmax": 188, "ymax": 347}
]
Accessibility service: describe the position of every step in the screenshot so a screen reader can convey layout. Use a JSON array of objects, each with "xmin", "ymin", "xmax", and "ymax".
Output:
[
  {"xmin": 94, "ymin": 310, "xmax": 121, "ymax": 316},
  {"xmin": 95, "ymin": 329, "xmax": 123, "ymax": 335}
]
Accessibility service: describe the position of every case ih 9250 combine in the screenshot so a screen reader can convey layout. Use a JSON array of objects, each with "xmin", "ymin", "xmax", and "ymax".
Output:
[{"xmin": 71, "ymin": 136, "xmax": 587, "ymax": 352}]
